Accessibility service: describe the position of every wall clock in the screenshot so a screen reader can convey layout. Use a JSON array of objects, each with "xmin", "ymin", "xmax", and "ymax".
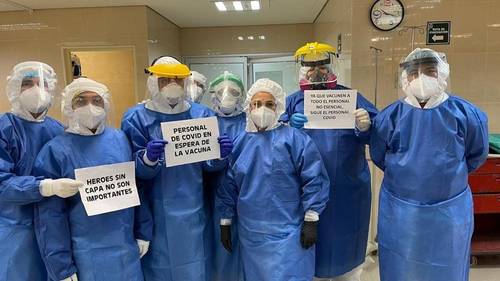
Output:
[{"xmin": 370, "ymin": 0, "xmax": 405, "ymax": 31}]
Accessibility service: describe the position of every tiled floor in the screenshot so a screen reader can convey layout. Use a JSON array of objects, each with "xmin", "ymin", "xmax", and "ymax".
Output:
[{"xmin": 359, "ymin": 255, "xmax": 500, "ymax": 281}]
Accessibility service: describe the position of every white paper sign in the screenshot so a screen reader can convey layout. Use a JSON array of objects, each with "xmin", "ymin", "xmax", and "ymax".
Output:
[
  {"xmin": 75, "ymin": 161, "xmax": 140, "ymax": 216},
  {"xmin": 304, "ymin": 90, "xmax": 357, "ymax": 129},
  {"xmin": 161, "ymin": 116, "xmax": 220, "ymax": 167}
]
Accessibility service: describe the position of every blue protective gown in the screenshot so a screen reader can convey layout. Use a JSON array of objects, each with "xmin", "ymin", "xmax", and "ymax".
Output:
[
  {"xmin": 281, "ymin": 85, "xmax": 378, "ymax": 277},
  {"xmin": 0, "ymin": 113, "xmax": 63, "ymax": 281},
  {"xmin": 370, "ymin": 95, "xmax": 489, "ymax": 281},
  {"xmin": 208, "ymin": 113, "xmax": 246, "ymax": 281},
  {"xmin": 121, "ymin": 103, "xmax": 226, "ymax": 281},
  {"xmin": 217, "ymin": 124, "xmax": 330, "ymax": 281},
  {"xmin": 33, "ymin": 128, "xmax": 149, "ymax": 281}
]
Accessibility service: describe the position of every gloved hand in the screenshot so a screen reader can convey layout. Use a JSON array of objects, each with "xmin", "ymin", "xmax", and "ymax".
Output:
[
  {"xmin": 220, "ymin": 225, "xmax": 232, "ymax": 253},
  {"xmin": 40, "ymin": 179, "xmax": 83, "ymax": 198},
  {"xmin": 218, "ymin": 135, "xmax": 233, "ymax": 158},
  {"xmin": 354, "ymin": 108, "xmax": 371, "ymax": 132},
  {"xmin": 137, "ymin": 239, "xmax": 150, "ymax": 258},
  {"xmin": 61, "ymin": 273, "xmax": 78, "ymax": 281},
  {"xmin": 145, "ymin": 139, "xmax": 168, "ymax": 162},
  {"xmin": 290, "ymin": 113, "xmax": 308, "ymax": 129},
  {"xmin": 300, "ymin": 221, "xmax": 318, "ymax": 249}
]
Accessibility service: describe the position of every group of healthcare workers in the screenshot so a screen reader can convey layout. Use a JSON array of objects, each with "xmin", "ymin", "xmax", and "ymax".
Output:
[{"xmin": 0, "ymin": 41, "xmax": 488, "ymax": 281}]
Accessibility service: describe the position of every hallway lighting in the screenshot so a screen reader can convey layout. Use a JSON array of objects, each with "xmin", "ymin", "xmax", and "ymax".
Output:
[
  {"xmin": 214, "ymin": 1, "xmax": 261, "ymax": 12},
  {"xmin": 233, "ymin": 1, "xmax": 244, "ymax": 11},
  {"xmin": 251, "ymin": 1, "xmax": 260, "ymax": 10},
  {"xmin": 215, "ymin": 2, "xmax": 227, "ymax": 11}
]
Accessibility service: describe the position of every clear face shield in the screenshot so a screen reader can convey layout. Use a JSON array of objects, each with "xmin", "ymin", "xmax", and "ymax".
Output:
[
  {"xmin": 186, "ymin": 77, "xmax": 206, "ymax": 103},
  {"xmin": 6, "ymin": 62, "xmax": 57, "ymax": 120},
  {"xmin": 147, "ymin": 75, "xmax": 187, "ymax": 107},
  {"xmin": 145, "ymin": 61, "xmax": 191, "ymax": 110},
  {"xmin": 297, "ymin": 52, "xmax": 339, "ymax": 91},
  {"xmin": 186, "ymin": 71, "xmax": 207, "ymax": 103},
  {"xmin": 214, "ymin": 82, "xmax": 244, "ymax": 113},
  {"xmin": 62, "ymin": 78, "xmax": 111, "ymax": 135},
  {"xmin": 399, "ymin": 49, "xmax": 450, "ymax": 102},
  {"xmin": 210, "ymin": 72, "xmax": 245, "ymax": 116}
]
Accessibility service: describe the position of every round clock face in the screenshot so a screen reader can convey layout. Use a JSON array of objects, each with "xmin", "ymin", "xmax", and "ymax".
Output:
[{"xmin": 370, "ymin": 0, "xmax": 404, "ymax": 31}]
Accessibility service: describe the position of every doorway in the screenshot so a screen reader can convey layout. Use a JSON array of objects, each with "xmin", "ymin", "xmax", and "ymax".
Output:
[{"xmin": 62, "ymin": 47, "xmax": 137, "ymax": 128}]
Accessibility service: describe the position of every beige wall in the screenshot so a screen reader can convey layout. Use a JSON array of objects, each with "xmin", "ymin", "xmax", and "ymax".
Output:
[
  {"xmin": 146, "ymin": 7, "xmax": 181, "ymax": 63},
  {"xmin": 315, "ymin": 0, "xmax": 500, "ymax": 133},
  {"xmin": 72, "ymin": 49, "xmax": 136, "ymax": 128},
  {"xmin": 181, "ymin": 24, "xmax": 314, "ymax": 56},
  {"xmin": 0, "ymin": 6, "xmax": 149, "ymax": 120},
  {"xmin": 314, "ymin": 0, "xmax": 353, "ymax": 87}
]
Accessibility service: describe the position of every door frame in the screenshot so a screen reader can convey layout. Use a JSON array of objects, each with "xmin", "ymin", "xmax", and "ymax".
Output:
[{"xmin": 61, "ymin": 45, "xmax": 138, "ymax": 102}]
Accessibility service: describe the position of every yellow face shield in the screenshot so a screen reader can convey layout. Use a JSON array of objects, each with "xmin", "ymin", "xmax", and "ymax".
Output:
[
  {"xmin": 294, "ymin": 42, "xmax": 337, "ymax": 67},
  {"xmin": 146, "ymin": 63, "xmax": 191, "ymax": 78}
]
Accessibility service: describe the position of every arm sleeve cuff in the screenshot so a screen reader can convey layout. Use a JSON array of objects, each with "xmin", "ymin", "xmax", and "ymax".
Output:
[
  {"xmin": 304, "ymin": 210, "xmax": 319, "ymax": 222},
  {"xmin": 142, "ymin": 153, "xmax": 159, "ymax": 167}
]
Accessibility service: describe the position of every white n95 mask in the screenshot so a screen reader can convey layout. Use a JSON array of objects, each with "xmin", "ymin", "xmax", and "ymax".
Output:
[
  {"xmin": 404, "ymin": 75, "xmax": 443, "ymax": 101},
  {"xmin": 74, "ymin": 104, "xmax": 106, "ymax": 130},
  {"xmin": 160, "ymin": 83, "xmax": 184, "ymax": 105},
  {"xmin": 18, "ymin": 86, "xmax": 51, "ymax": 113},
  {"xmin": 219, "ymin": 95, "xmax": 239, "ymax": 115},
  {"xmin": 250, "ymin": 106, "xmax": 276, "ymax": 130}
]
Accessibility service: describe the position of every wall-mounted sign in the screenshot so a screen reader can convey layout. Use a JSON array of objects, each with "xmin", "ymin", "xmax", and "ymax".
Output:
[{"xmin": 427, "ymin": 21, "xmax": 451, "ymax": 45}]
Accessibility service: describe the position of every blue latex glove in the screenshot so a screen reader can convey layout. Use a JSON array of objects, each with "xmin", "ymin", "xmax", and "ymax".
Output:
[
  {"xmin": 145, "ymin": 139, "xmax": 168, "ymax": 162},
  {"xmin": 218, "ymin": 135, "xmax": 233, "ymax": 158},
  {"xmin": 290, "ymin": 113, "xmax": 308, "ymax": 129}
]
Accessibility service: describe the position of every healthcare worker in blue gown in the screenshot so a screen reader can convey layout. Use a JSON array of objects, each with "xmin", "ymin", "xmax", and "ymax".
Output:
[
  {"xmin": 370, "ymin": 48, "xmax": 489, "ymax": 281},
  {"xmin": 0, "ymin": 61, "xmax": 84, "ymax": 281},
  {"xmin": 121, "ymin": 56, "xmax": 233, "ymax": 281},
  {"xmin": 207, "ymin": 71, "xmax": 246, "ymax": 281},
  {"xmin": 280, "ymin": 42, "xmax": 378, "ymax": 281},
  {"xmin": 34, "ymin": 77, "xmax": 152, "ymax": 281},
  {"xmin": 217, "ymin": 78, "xmax": 330, "ymax": 281}
]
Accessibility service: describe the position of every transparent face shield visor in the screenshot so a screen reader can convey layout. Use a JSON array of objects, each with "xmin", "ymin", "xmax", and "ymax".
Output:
[
  {"xmin": 212, "ymin": 80, "xmax": 244, "ymax": 114},
  {"xmin": 146, "ymin": 75, "xmax": 187, "ymax": 106},
  {"xmin": 398, "ymin": 52, "xmax": 450, "ymax": 100},
  {"xmin": 185, "ymin": 75, "xmax": 206, "ymax": 103},
  {"xmin": 296, "ymin": 52, "xmax": 338, "ymax": 90},
  {"xmin": 8, "ymin": 63, "xmax": 57, "ymax": 117}
]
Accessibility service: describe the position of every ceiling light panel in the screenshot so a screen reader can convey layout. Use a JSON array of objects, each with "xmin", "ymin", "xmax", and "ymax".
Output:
[
  {"xmin": 251, "ymin": 1, "xmax": 260, "ymax": 10},
  {"xmin": 233, "ymin": 1, "xmax": 243, "ymax": 11},
  {"xmin": 215, "ymin": 2, "xmax": 227, "ymax": 11},
  {"xmin": 213, "ymin": 0, "xmax": 261, "ymax": 11}
]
